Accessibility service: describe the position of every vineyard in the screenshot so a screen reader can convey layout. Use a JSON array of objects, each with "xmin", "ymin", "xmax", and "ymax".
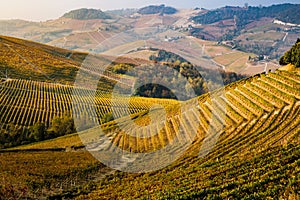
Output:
[
  {"xmin": 73, "ymin": 68, "xmax": 300, "ymax": 199},
  {"xmin": 0, "ymin": 78, "xmax": 177, "ymax": 133},
  {"xmin": 0, "ymin": 35, "xmax": 300, "ymax": 198},
  {"xmin": 0, "ymin": 35, "xmax": 147, "ymax": 87},
  {"xmin": 1, "ymin": 5, "xmax": 300, "ymax": 199},
  {"xmin": 0, "ymin": 35, "xmax": 85, "ymax": 84},
  {"xmin": 0, "ymin": 67, "xmax": 299, "ymax": 198},
  {"xmin": 80, "ymin": 69, "xmax": 300, "ymax": 157},
  {"xmin": 0, "ymin": 151, "xmax": 109, "ymax": 199}
]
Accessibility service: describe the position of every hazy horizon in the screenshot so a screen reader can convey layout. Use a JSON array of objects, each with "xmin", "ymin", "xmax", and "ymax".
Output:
[{"xmin": 0, "ymin": 0, "xmax": 299, "ymax": 21}]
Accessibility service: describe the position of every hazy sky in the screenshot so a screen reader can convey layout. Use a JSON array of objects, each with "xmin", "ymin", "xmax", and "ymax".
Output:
[{"xmin": 1, "ymin": 0, "xmax": 299, "ymax": 21}]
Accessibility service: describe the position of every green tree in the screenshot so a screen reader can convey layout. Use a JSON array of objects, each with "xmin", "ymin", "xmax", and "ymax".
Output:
[
  {"xmin": 101, "ymin": 112, "xmax": 114, "ymax": 124},
  {"xmin": 29, "ymin": 122, "xmax": 46, "ymax": 141},
  {"xmin": 279, "ymin": 39, "xmax": 300, "ymax": 67},
  {"xmin": 48, "ymin": 115, "xmax": 75, "ymax": 137},
  {"xmin": 112, "ymin": 64, "xmax": 133, "ymax": 74}
]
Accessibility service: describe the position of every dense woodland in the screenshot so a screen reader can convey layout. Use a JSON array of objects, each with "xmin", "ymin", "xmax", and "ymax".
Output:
[
  {"xmin": 62, "ymin": 8, "xmax": 112, "ymax": 20},
  {"xmin": 280, "ymin": 38, "xmax": 300, "ymax": 67},
  {"xmin": 133, "ymin": 50, "xmax": 246, "ymax": 99},
  {"xmin": 133, "ymin": 63, "xmax": 245, "ymax": 99},
  {"xmin": 109, "ymin": 50, "xmax": 246, "ymax": 99},
  {"xmin": 192, "ymin": 4, "xmax": 300, "ymax": 28},
  {"xmin": 138, "ymin": 4, "xmax": 177, "ymax": 15},
  {"xmin": 110, "ymin": 53, "xmax": 245, "ymax": 99}
]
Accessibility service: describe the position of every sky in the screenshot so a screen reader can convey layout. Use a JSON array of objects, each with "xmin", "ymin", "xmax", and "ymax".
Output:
[{"xmin": 0, "ymin": 0, "xmax": 299, "ymax": 21}]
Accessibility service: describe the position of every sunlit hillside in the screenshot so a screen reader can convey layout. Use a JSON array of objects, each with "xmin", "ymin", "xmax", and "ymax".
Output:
[
  {"xmin": 0, "ymin": 19, "xmax": 299, "ymax": 199},
  {"xmin": 1, "ymin": 64, "xmax": 299, "ymax": 198}
]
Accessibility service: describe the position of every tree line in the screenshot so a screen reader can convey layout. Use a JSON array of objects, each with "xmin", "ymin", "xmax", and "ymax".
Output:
[{"xmin": 0, "ymin": 115, "xmax": 75, "ymax": 149}]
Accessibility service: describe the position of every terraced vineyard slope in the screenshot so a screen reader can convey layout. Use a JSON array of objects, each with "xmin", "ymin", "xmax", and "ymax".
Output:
[
  {"xmin": 0, "ymin": 78, "xmax": 177, "ymax": 136},
  {"xmin": 1, "ymin": 35, "xmax": 300, "ymax": 199},
  {"xmin": 2, "ymin": 67, "xmax": 300, "ymax": 199},
  {"xmin": 0, "ymin": 35, "xmax": 86, "ymax": 84},
  {"xmin": 71, "ymin": 68, "xmax": 300, "ymax": 199}
]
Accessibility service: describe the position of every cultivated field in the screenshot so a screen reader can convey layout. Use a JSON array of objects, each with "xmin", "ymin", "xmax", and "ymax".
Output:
[{"xmin": 1, "ymin": 67, "xmax": 299, "ymax": 198}]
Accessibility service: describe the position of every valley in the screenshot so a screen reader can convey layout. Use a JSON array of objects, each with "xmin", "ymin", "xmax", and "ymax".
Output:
[{"xmin": 0, "ymin": 3, "xmax": 299, "ymax": 199}]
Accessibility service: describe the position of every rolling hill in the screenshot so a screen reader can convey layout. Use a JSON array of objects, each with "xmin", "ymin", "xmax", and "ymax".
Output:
[
  {"xmin": 0, "ymin": 25, "xmax": 299, "ymax": 200},
  {"xmin": 62, "ymin": 8, "xmax": 112, "ymax": 20},
  {"xmin": 192, "ymin": 4, "xmax": 300, "ymax": 27},
  {"xmin": 0, "ymin": 35, "xmax": 155, "ymax": 85},
  {"xmin": 137, "ymin": 4, "xmax": 178, "ymax": 15},
  {"xmin": 1, "ymin": 64, "xmax": 299, "ymax": 199},
  {"xmin": 190, "ymin": 4, "xmax": 300, "ymax": 60},
  {"xmin": 67, "ymin": 66, "xmax": 300, "ymax": 199},
  {"xmin": 0, "ymin": 3, "xmax": 298, "ymax": 64},
  {"xmin": 0, "ymin": 35, "xmax": 85, "ymax": 84}
]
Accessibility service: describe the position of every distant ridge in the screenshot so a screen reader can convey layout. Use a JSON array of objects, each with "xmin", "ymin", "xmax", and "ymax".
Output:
[
  {"xmin": 62, "ymin": 8, "xmax": 112, "ymax": 20},
  {"xmin": 192, "ymin": 3, "xmax": 300, "ymax": 27},
  {"xmin": 138, "ymin": 4, "xmax": 177, "ymax": 15}
]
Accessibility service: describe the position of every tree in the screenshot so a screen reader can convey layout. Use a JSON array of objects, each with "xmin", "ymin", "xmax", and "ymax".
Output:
[
  {"xmin": 101, "ymin": 112, "xmax": 114, "ymax": 124},
  {"xmin": 29, "ymin": 122, "xmax": 46, "ymax": 141},
  {"xmin": 279, "ymin": 39, "xmax": 300, "ymax": 67},
  {"xmin": 47, "ymin": 115, "xmax": 75, "ymax": 138},
  {"xmin": 112, "ymin": 64, "xmax": 133, "ymax": 74}
]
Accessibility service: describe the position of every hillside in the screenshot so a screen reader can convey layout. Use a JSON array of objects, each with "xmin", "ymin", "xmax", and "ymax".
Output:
[
  {"xmin": 190, "ymin": 4, "xmax": 300, "ymax": 60},
  {"xmin": 0, "ymin": 37, "xmax": 299, "ymax": 199},
  {"xmin": 192, "ymin": 4, "xmax": 300, "ymax": 27},
  {"xmin": 0, "ymin": 78, "xmax": 180, "ymax": 148},
  {"xmin": 0, "ymin": 35, "xmax": 152, "ymax": 85},
  {"xmin": 0, "ymin": 35, "xmax": 85, "ymax": 84},
  {"xmin": 138, "ymin": 4, "xmax": 177, "ymax": 15},
  {"xmin": 2, "ymin": 67, "xmax": 299, "ymax": 198},
  {"xmin": 1, "ymin": 43, "xmax": 300, "ymax": 198},
  {"xmin": 0, "ymin": 10, "xmax": 300, "ymax": 199},
  {"xmin": 0, "ymin": 35, "xmax": 250, "ymax": 98},
  {"xmin": 0, "ymin": 4, "xmax": 298, "ymax": 65},
  {"xmin": 73, "ymin": 67, "xmax": 300, "ymax": 199},
  {"xmin": 62, "ymin": 8, "xmax": 112, "ymax": 20},
  {"xmin": 2, "ymin": 35, "xmax": 297, "ymax": 151}
]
